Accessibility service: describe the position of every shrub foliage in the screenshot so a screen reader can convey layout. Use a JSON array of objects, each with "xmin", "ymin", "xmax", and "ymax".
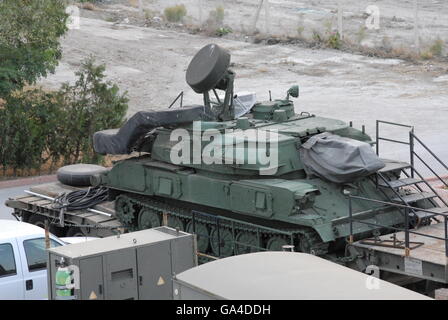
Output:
[
  {"xmin": 164, "ymin": 5, "xmax": 187, "ymax": 23},
  {"xmin": 0, "ymin": 58, "xmax": 128, "ymax": 176}
]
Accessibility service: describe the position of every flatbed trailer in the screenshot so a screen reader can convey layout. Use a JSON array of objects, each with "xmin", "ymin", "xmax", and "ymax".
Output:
[
  {"xmin": 5, "ymin": 182, "xmax": 121, "ymax": 238},
  {"xmin": 6, "ymin": 181, "xmax": 448, "ymax": 291},
  {"xmin": 348, "ymin": 216, "xmax": 448, "ymax": 284}
]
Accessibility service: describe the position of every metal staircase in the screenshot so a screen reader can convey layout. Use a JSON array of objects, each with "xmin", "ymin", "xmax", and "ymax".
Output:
[
  {"xmin": 346, "ymin": 122, "xmax": 448, "ymax": 283},
  {"xmin": 375, "ymin": 120, "xmax": 448, "ymax": 226}
]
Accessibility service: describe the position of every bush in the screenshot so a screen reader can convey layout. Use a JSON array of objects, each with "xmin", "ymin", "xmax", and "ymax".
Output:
[
  {"xmin": 0, "ymin": 58, "xmax": 129, "ymax": 176},
  {"xmin": 430, "ymin": 39, "xmax": 444, "ymax": 57},
  {"xmin": 216, "ymin": 27, "xmax": 232, "ymax": 37},
  {"xmin": 213, "ymin": 6, "xmax": 225, "ymax": 25},
  {"xmin": 356, "ymin": 26, "xmax": 367, "ymax": 44},
  {"xmin": 164, "ymin": 5, "xmax": 187, "ymax": 23},
  {"xmin": 312, "ymin": 30, "xmax": 323, "ymax": 43},
  {"xmin": 0, "ymin": 90, "xmax": 59, "ymax": 175},
  {"xmin": 144, "ymin": 9, "xmax": 157, "ymax": 21},
  {"xmin": 51, "ymin": 57, "xmax": 129, "ymax": 165},
  {"xmin": 420, "ymin": 50, "xmax": 434, "ymax": 60},
  {"xmin": 326, "ymin": 32, "xmax": 342, "ymax": 49},
  {"xmin": 207, "ymin": 6, "xmax": 225, "ymax": 28},
  {"xmin": 297, "ymin": 26, "xmax": 305, "ymax": 38}
]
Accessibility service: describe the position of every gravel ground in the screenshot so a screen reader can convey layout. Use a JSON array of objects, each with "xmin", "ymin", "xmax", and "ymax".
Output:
[{"xmin": 128, "ymin": 0, "xmax": 448, "ymax": 53}]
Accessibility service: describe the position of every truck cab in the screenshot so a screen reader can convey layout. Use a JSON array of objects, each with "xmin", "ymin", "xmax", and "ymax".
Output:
[{"xmin": 0, "ymin": 220, "xmax": 73, "ymax": 299}]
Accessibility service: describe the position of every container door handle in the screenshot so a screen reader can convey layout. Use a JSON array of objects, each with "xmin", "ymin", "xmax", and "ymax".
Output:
[
  {"xmin": 98, "ymin": 284, "xmax": 103, "ymax": 295},
  {"xmin": 139, "ymin": 276, "xmax": 143, "ymax": 286}
]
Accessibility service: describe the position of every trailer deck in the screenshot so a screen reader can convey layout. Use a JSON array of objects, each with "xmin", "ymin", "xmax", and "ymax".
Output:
[
  {"xmin": 350, "ymin": 221, "xmax": 448, "ymax": 284},
  {"xmin": 5, "ymin": 182, "xmax": 121, "ymax": 237}
]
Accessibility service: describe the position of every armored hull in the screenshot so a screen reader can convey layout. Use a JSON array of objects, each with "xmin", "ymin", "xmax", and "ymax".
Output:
[{"xmin": 99, "ymin": 118, "xmax": 409, "ymax": 258}]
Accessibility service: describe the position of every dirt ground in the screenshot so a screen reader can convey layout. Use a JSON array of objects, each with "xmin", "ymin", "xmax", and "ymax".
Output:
[{"xmin": 39, "ymin": 3, "xmax": 448, "ymax": 175}]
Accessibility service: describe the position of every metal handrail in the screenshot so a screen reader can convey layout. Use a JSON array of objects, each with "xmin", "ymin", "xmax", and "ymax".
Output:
[
  {"xmin": 376, "ymin": 120, "xmax": 414, "ymax": 156},
  {"xmin": 412, "ymin": 133, "xmax": 448, "ymax": 172},
  {"xmin": 410, "ymin": 132, "xmax": 448, "ymax": 189},
  {"xmin": 376, "ymin": 120, "xmax": 414, "ymax": 129},
  {"xmin": 376, "ymin": 120, "xmax": 448, "ymax": 205},
  {"xmin": 348, "ymin": 195, "xmax": 448, "ymax": 260},
  {"xmin": 403, "ymin": 155, "xmax": 448, "ymax": 208}
]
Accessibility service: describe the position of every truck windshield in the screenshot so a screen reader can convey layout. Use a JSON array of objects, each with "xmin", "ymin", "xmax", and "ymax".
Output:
[{"xmin": 23, "ymin": 238, "xmax": 62, "ymax": 272}]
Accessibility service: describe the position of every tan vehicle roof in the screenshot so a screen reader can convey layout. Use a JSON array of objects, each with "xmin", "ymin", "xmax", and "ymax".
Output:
[{"xmin": 174, "ymin": 251, "xmax": 431, "ymax": 300}]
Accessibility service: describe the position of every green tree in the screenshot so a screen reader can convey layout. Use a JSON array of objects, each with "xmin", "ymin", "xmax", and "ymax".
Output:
[{"xmin": 0, "ymin": 0, "xmax": 68, "ymax": 97}]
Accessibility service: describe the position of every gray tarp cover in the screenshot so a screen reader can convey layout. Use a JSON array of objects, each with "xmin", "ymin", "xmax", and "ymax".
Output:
[
  {"xmin": 299, "ymin": 132, "xmax": 385, "ymax": 183},
  {"xmin": 93, "ymin": 105, "xmax": 206, "ymax": 155}
]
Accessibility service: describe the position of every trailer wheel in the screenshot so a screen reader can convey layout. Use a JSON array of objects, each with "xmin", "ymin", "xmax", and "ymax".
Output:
[
  {"xmin": 28, "ymin": 215, "xmax": 63, "ymax": 236},
  {"xmin": 66, "ymin": 227, "xmax": 85, "ymax": 237}
]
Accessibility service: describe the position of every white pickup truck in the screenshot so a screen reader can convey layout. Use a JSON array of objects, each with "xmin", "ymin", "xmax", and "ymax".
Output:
[{"xmin": 0, "ymin": 219, "xmax": 94, "ymax": 300}]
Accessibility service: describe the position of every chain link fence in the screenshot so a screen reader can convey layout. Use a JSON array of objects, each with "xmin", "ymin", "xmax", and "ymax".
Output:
[{"xmin": 119, "ymin": 0, "xmax": 447, "ymax": 58}]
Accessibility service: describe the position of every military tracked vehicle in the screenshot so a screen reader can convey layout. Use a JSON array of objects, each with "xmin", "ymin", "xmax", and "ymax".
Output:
[{"xmin": 6, "ymin": 44, "xmax": 448, "ymax": 263}]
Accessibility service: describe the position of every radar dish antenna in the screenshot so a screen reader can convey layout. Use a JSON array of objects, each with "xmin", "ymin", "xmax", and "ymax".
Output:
[{"xmin": 186, "ymin": 44, "xmax": 235, "ymax": 121}]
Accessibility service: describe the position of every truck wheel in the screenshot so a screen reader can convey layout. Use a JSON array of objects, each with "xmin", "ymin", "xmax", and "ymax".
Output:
[
  {"xmin": 66, "ymin": 227, "xmax": 85, "ymax": 237},
  {"xmin": 28, "ymin": 215, "xmax": 63, "ymax": 236}
]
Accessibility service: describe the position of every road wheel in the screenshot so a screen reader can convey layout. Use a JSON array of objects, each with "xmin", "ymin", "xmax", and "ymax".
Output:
[
  {"xmin": 167, "ymin": 215, "xmax": 184, "ymax": 231},
  {"xmin": 210, "ymin": 227, "xmax": 235, "ymax": 257},
  {"xmin": 186, "ymin": 221, "xmax": 210, "ymax": 253},
  {"xmin": 266, "ymin": 236, "xmax": 289, "ymax": 251},
  {"xmin": 137, "ymin": 208, "xmax": 161, "ymax": 230},
  {"xmin": 235, "ymin": 231, "xmax": 259, "ymax": 254},
  {"xmin": 298, "ymin": 234, "xmax": 312, "ymax": 253}
]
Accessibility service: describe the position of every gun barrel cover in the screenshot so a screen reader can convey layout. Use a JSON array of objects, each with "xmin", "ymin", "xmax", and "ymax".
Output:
[{"xmin": 93, "ymin": 105, "xmax": 206, "ymax": 155}]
